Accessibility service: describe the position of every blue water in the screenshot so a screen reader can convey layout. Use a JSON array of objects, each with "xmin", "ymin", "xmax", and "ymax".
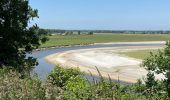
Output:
[{"xmin": 29, "ymin": 43, "xmax": 164, "ymax": 80}]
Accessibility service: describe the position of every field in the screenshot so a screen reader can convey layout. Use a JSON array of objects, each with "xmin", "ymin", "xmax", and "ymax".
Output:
[
  {"xmin": 118, "ymin": 49, "xmax": 160, "ymax": 60},
  {"xmin": 41, "ymin": 34, "xmax": 170, "ymax": 48}
]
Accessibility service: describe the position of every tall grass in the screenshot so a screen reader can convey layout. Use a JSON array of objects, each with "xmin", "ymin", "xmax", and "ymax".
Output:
[{"xmin": 0, "ymin": 66, "xmax": 168, "ymax": 100}]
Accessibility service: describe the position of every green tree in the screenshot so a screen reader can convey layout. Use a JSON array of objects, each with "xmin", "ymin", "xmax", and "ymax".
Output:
[
  {"xmin": 145, "ymin": 72, "xmax": 157, "ymax": 89},
  {"xmin": 144, "ymin": 71, "xmax": 158, "ymax": 99},
  {"xmin": 88, "ymin": 31, "xmax": 93, "ymax": 35},
  {"xmin": 0, "ymin": 0, "xmax": 47, "ymax": 73},
  {"xmin": 143, "ymin": 42, "xmax": 170, "ymax": 98},
  {"xmin": 78, "ymin": 31, "xmax": 81, "ymax": 35}
]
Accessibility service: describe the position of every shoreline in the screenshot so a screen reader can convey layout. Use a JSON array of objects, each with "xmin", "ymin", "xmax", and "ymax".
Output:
[
  {"xmin": 45, "ymin": 44, "xmax": 165, "ymax": 83},
  {"xmin": 35, "ymin": 41, "xmax": 165, "ymax": 52}
]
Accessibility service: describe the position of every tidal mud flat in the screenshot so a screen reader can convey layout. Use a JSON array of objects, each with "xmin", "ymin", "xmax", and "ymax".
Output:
[{"xmin": 45, "ymin": 42, "xmax": 165, "ymax": 83}]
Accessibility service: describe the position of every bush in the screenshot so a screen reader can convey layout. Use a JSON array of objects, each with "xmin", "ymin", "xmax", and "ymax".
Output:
[
  {"xmin": 48, "ymin": 65, "xmax": 82, "ymax": 87},
  {"xmin": 64, "ymin": 76, "xmax": 91, "ymax": 99},
  {"xmin": 1, "ymin": 65, "xmax": 168, "ymax": 99},
  {"xmin": 48, "ymin": 66, "xmax": 147, "ymax": 99},
  {"xmin": 142, "ymin": 42, "xmax": 170, "ymax": 99}
]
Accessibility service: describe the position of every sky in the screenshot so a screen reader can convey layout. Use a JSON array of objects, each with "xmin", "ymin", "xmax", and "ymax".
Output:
[{"xmin": 29, "ymin": 0, "xmax": 170, "ymax": 30}]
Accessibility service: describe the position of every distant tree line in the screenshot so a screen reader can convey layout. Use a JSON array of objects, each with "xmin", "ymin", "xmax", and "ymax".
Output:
[{"xmin": 44, "ymin": 29, "xmax": 170, "ymax": 34}]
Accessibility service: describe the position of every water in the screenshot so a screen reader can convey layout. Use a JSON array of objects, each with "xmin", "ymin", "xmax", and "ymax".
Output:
[{"xmin": 29, "ymin": 43, "xmax": 164, "ymax": 80}]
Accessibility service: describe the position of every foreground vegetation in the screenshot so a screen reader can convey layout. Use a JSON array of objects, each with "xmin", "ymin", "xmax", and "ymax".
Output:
[
  {"xmin": 1, "ymin": 43, "xmax": 170, "ymax": 99},
  {"xmin": 41, "ymin": 34, "xmax": 170, "ymax": 48},
  {"xmin": 0, "ymin": 66, "xmax": 169, "ymax": 100},
  {"xmin": 2, "ymin": 43, "xmax": 170, "ymax": 99},
  {"xmin": 1, "ymin": 0, "xmax": 170, "ymax": 99}
]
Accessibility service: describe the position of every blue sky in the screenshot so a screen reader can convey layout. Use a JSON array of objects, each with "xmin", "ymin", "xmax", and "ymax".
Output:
[{"xmin": 29, "ymin": 0, "xmax": 170, "ymax": 30}]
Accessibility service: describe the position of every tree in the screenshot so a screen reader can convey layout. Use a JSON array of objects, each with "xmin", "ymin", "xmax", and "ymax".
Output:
[
  {"xmin": 88, "ymin": 32, "xmax": 93, "ymax": 35},
  {"xmin": 0, "ymin": 0, "xmax": 48, "ymax": 73},
  {"xmin": 88, "ymin": 31, "xmax": 93, "ymax": 35},
  {"xmin": 143, "ymin": 42, "xmax": 170, "ymax": 98},
  {"xmin": 144, "ymin": 71, "xmax": 158, "ymax": 99},
  {"xmin": 78, "ymin": 31, "xmax": 81, "ymax": 35},
  {"xmin": 145, "ymin": 72, "xmax": 157, "ymax": 89}
]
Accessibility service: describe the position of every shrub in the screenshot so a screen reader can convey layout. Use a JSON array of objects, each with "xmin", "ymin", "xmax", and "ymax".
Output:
[
  {"xmin": 48, "ymin": 66, "xmax": 147, "ymax": 99},
  {"xmin": 48, "ymin": 65, "xmax": 82, "ymax": 87},
  {"xmin": 64, "ymin": 76, "xmax": 91, "ymax": 99},
  {"xmin": 143, "ymin": 42, "xmax": 170, "ymax": 99},
  {"xmin": 1, "ymin": 65, "xmax": 168, "ymax": 99}
]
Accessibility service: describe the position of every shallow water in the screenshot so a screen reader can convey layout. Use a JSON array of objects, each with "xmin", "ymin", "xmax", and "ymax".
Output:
[{"xmin": 29, "ymin": 42, "xmax": 164, "ymax": 80}]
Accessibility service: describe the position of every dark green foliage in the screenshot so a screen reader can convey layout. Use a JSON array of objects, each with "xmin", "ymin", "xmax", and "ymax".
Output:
[
  {"xmin": 88, "ymin": 31, "xmax": 93, "ymax": 35},
  {"xmin": 38, "ymin": 29, "xmax": 49, "ymax": 43},
  {"xmin": 77, "ymin": 31, "xmax": 81, "ymax": 35},
  {"xmin": 0, "ymin": 0, "xmax": 47, "ymax": 72},
  {"xmin": 144, "ymin": 72, "xmax": 159, "ymax": 99},
  {"xmin": 145, "ymin": 72, "xmax": 157, "ymax": 89},
  {"xmin": 143, "ymin": 42, "xmax": 170, "ymax": 98}
]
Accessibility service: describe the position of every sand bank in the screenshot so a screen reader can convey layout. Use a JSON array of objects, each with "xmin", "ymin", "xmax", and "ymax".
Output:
[{"xmin": 45, "ymin": 45, "xmax": 164, "ymax": 83}]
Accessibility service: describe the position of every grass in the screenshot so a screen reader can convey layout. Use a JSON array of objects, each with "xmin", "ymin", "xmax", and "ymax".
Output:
[
  {"xmin": 118, "ymin": 49, "xmax": 160, "ymax": 59},
  {"xmin": 40, "ymin": 34, "xmax": 170, "ymax": 48},
  {"xmin": 1, "ymin": 66, "xmax": 168, "ymax": 99}
]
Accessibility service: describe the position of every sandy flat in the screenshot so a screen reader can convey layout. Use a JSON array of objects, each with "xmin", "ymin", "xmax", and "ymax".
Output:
[
  {"xmin": 45, "ymin": 45, "xmax": 164, "ymax": 83},
  {"xmin": 71, "ymin": 51, "xmax": 141, "ymax": 68}
]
